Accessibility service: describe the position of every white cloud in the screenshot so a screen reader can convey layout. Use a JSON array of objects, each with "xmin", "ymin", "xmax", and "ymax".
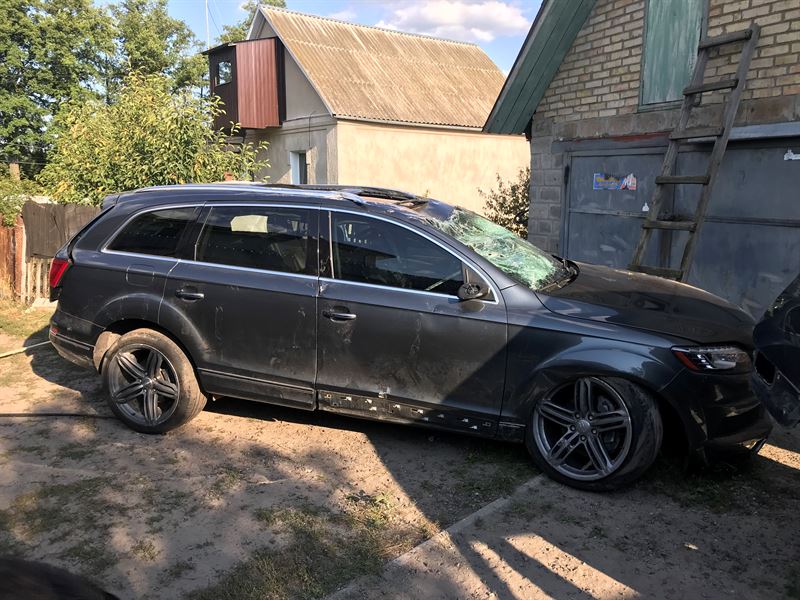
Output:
[
  {"xmin": 328, "ymin": 8, "xmax": 357, "ymax": 21},
  {"xmin": 375, "ymin": 1, "xmax": 529, "ymax": 43}
]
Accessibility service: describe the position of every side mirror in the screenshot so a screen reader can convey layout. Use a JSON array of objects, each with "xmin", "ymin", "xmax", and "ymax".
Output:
[{"xmin": 457, "ymin": 282, "xmax": 489, "ymax": 301}]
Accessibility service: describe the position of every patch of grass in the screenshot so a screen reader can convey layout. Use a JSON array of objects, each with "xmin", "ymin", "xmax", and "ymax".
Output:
[
  {"xmin": 589, "ymin": 526, "xmax": 606, "ymax": 539},
  {"xmin": 0, "ymin": 512, "xmax": 25, "ymax": 556},
  {"xmin": 131, "ymin": 539, "xmax": 160, "ymax": 561},
  {"xmin": 452, "ymin": 441, "xmax": 534, "ymax": 503},
  {"xmin": 58, "ymin": 442, "xmax": 95, "ymax": 461},
  {"xmin": 162, "ymin": 560, "xmax": 195, "ymax": 583},
  {"xmin": 194, "ymin": 494, "xmax": 417, "ymax": 600},
  {"xmin": 786, "ymin": 566, "xmax": 800, "ymax": 600},
  {"xmin": 5, "ymin": 444, "xmax": 47, "ymax": 459},
  {"xmin": 208, "ymin": 466, "xmax": 245, "ymax": 499},
  {"xmin": 638, "ymin": 459, "xmax": 775, "ymax": 514},
  {"xmin": 344, "ymin": 490, "xmax": 394, "ymax": 530},
  {"xmin": 6, "ymin": 477, "xmax": 121, "ymax": 539},
  {"xmin": 141, "ymin": 486, "xmax": 194, "ymax": 516},
  {"xmin": 0, "ymin": 299, "xmax": 52, "ymax": 341},
  {"xmin": 0, "ymin": 355, "xmax": 29, "ymax": 386},
  {"xmin": 60, "ymin": 541, "xmax": 117, "ymax": 573}
]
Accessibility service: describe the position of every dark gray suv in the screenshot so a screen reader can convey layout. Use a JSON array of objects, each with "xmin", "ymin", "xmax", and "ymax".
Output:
[{"xmin": 49, "ymin": 184, "xmax": 771, "ymax": 490}]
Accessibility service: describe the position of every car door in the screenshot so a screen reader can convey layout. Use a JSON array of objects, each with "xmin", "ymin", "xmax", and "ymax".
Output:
[
  {"xmin": 161, "ymin": 202, "xmax": 319, "ymax": 409},
  {"xmin": 90, "ymin": 205, "xmax": 201, "ymax": 328},
  {"xmin": 315, "ymin": 209, "xmax": 508, "ymax": 434}
]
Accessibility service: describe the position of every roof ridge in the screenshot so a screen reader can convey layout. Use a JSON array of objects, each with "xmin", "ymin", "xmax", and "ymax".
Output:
[{"xmin": 260, "ymin": 5, "xmax": 482, "ymax": 48}]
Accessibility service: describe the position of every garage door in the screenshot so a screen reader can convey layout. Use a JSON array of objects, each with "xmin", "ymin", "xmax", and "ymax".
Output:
[{"xmin": 564, "ymin": 139, "xmax": 800, "ymax": 317}]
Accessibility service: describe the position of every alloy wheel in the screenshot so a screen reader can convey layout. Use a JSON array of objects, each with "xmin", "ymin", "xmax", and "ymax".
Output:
[
  {"xmin": 108, "ymin": 344, "xmax": 180, "ymax": 427},
  {"xmin": 533, "ymin": 377, "xmax": 633, "ymax": 481}
]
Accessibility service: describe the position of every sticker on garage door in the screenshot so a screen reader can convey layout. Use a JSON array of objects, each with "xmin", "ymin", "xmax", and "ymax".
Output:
[{"xmin": 593, "ymin": 173, "xmax": 637, "ymax": 190}]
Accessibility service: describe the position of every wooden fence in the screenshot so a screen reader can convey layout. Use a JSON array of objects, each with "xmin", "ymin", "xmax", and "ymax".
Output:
[
  {"xmin": 0, "ymin": 216, "xmax": 26, "ymax": 302},
  {"xmin": 0, "ymin": 200, "xmax": 100, "ymax": 304}
]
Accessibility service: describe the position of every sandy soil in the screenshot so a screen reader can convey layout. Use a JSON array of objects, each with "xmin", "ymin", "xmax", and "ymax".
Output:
[
  {"xmin": 0, "ymin": 341, "xmax": 533, "ymax": 599},
  {"xmin": 0, "ymin": 321, "xmax": 798, "ymax": 599},
  {"xmin": 332, "ymin": 425, "xmax": 800, "ymax": 599}
]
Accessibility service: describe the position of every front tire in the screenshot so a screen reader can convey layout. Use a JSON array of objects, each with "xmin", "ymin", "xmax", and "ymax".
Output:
[
  {"xmin": 525, "ymin": 376, "xmax": 662, "ymax": 491},
  {"xmin": 102, "ymin": 328, "xmax": 206, "ymax": 434}
]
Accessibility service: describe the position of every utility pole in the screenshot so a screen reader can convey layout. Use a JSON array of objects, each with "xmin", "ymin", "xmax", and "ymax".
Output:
[{"xmin": 205, "ymin": 0, "xmax": 210, "ymax": 49}]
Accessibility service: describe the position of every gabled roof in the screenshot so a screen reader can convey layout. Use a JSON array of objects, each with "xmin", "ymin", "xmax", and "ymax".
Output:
[
  {"xmin": 484, "ymin": 0, "xmax": 596, "ymax": 134},
  {"xmin": 255, "ymin": 7, "xmax": 507, "ymax": 130}
]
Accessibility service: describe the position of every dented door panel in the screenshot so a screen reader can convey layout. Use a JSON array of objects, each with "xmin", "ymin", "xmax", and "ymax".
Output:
[{"xmin": 315, "ymin": 278, "xmax": 508, "ymax": 427}]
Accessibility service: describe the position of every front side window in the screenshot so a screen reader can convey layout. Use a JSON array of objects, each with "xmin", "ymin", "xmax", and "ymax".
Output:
[
  {"xmin": 330, "ymin": 213, "xmax": 464, "ymax": 295},
  {"xmin": 195, "ymin": 206, "xmax": 312, "ymax": 274},
  {"xmin": 108, "ymin": 207, "xmax": 196, "ymax": 257}
]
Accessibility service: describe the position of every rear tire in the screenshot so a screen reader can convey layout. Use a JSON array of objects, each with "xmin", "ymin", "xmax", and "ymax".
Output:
[
  {"xmin": 525, "ymin": 376, "xmax": 662, "ymax": 491},
  {"xmin": 102, "ymin": 328, "xmax": 206, "ymax": 434}
]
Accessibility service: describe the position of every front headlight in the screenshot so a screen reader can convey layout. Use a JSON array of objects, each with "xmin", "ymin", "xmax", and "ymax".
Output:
[{"xmin": 672, "ymin": 346, "xmax": 751, "ymax": 372}]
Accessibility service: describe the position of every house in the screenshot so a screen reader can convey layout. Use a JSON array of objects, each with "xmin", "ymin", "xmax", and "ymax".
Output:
[
  {"xmin": 205, "ymin": 7, "xmax": 529, "ymax": 213},
  {"xmin": 485, "ymin": 0, "xmax": 800, "ymax": 316}
]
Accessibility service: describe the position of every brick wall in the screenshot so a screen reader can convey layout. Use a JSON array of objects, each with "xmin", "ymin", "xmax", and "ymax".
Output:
[
  {"xmin": 527, "ymin": 0, "xmax": 800, "ymax": 252},
  {"xmin": 537, "ymin": 0, "xmax": 800, "ymax": 123}
]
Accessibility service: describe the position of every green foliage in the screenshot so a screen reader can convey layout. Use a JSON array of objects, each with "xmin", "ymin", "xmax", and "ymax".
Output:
[
  {"xmin": 480, "ymin": 167, "xmax": 530, "ymax": 238},
  {"xmin": 217, "ymin": 0, "xmax": 286, "ymax": 44},
  {"xmin": 109, "ymin": 0, "xmax": 206, "ymax": 95},
  {"xmin": 0, "ymin": 177, "xmax": 42, "ymax": 225},
  {"xmin": 38, "ymin": 72, "xmax": 269, "ymax": 206},
  {"xmin": 1, "ymin": 0, "xmax": 208, "ymax": 175},
  {"xmin": 0, "ymin": 0, "xmax": 114, "ymax": 174}
]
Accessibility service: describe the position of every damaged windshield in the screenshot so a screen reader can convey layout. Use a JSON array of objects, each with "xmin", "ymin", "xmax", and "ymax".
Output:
[{"xmin": 416, "ymin": 203, "xmax": 571, "ymax": 291}]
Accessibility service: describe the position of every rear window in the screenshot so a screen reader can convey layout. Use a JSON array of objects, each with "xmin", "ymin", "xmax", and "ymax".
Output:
[
  {"xmin": 107, "ymin": 207, "xmax": 196, "ymax": 257},
  {"xmin": 194, "ymin": 206, "xmax": 313, "ymax": 274}
]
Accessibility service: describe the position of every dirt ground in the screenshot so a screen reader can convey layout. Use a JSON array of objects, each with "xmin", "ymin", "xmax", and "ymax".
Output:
[{"xmin": 0, "ymin": 305, "xmax": 798, "ymax": 599}]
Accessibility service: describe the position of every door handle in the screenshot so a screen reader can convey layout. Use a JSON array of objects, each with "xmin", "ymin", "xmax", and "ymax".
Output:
[
  {"xmin": 322, "ymin": 310, "xmax": 357, "ymax": 321},
  {"xmin": 175, "ymin": 288, "xmax": 204, "ymax": 301}
]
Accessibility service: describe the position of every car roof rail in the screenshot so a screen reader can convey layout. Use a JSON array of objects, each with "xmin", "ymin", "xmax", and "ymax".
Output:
[{"xmin": 265, "ymin": 184, "xmax": 423, "ymax": 203}]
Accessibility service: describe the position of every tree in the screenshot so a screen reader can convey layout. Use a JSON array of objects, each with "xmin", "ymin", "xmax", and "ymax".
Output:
[
  {"xmin": 38, "ymin": 72, "xmax": 269, "ymax": 206},
  {"xmin": 480, "ymin": 167, "xmax": 530, "ymax": 238},
  {"xmin": 217, "ymin": 0, "xmax": 285, "ymax": 44},
  {"xmin": 0, "ymin": 0, "xmax": 114, "ymax": 177},
  {"xmin": 109, "ymin": 0, "xmax": 206, "ymax": 95}
]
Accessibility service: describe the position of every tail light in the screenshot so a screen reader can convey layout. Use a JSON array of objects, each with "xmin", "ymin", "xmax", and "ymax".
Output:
[{"xmin": 49, "ymin": 257, "xmax": 71, "ymax": 289}]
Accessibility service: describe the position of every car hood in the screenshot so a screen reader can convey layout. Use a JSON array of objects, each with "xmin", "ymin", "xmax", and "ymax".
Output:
[{"xmin": 536, "ymin": 262, "xmax": 755, "ymax": 347}]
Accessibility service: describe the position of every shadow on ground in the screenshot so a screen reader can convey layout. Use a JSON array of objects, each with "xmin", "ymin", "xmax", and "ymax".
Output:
[{"xmin": 1, "ymin": 330, "xmax": 798, "ymax": 599}]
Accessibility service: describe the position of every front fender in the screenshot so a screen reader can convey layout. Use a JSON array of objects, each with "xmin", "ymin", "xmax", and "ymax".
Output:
[{"xmin": 500, "ymin": 343, "xmax": 682, "ymax": 428}]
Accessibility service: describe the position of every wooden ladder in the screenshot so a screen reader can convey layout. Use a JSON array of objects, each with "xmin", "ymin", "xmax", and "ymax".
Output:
[{"xmin": 628, "ymin": 23, "xmax": 760, "ymax": 281}]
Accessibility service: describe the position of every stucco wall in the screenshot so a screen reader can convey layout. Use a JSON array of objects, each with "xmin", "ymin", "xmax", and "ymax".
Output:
[
  {"xmin": 246, "ymin": 115, "xmax": 337, "ymax": 185},
  {"xmin": 335, "ymin": 120, "xmax": 529, "ymax": 213}
]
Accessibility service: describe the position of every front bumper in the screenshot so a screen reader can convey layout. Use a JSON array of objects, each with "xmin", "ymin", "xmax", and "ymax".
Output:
[
  {"xmin": 660, "ymin": 368, "xmax": 772, "ymax": 454},
  {"xmin": 751, "ymin": 351, "xmax": 800, "ymax": 427}
]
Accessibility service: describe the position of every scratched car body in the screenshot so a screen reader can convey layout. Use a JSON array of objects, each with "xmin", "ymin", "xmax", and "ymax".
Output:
[{"xmin": 48, "ymin": 184, "xmax": 771, "ymax": 490}]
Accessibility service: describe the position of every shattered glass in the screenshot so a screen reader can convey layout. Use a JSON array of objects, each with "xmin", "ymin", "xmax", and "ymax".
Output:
[{"xmin": 421, "ymin": 207, "xmax": 564, "ymax": 291}]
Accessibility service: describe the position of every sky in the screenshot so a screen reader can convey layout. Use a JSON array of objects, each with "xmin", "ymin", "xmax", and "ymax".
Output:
[{"xmin": 167, "ymin": 0, "xmax": 542, "ymax": 73}]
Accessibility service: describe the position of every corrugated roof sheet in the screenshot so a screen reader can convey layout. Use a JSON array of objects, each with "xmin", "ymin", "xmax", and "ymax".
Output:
[{"xmin": 260, "ymin": 7, "xmax": 507, "ymax": 129}]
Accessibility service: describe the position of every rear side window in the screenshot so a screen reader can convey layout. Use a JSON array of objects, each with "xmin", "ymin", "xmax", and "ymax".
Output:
[
  {"xmin": 330, "ymin": 213, "xmax": 464, "ymax": 295},
  {"xmin": 194, "ymin": 206, "xmax": 313, "ymax": 274},
  {"xmin": 107, "ymin": 207, "xmax": 196, "ymax": 257}
]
